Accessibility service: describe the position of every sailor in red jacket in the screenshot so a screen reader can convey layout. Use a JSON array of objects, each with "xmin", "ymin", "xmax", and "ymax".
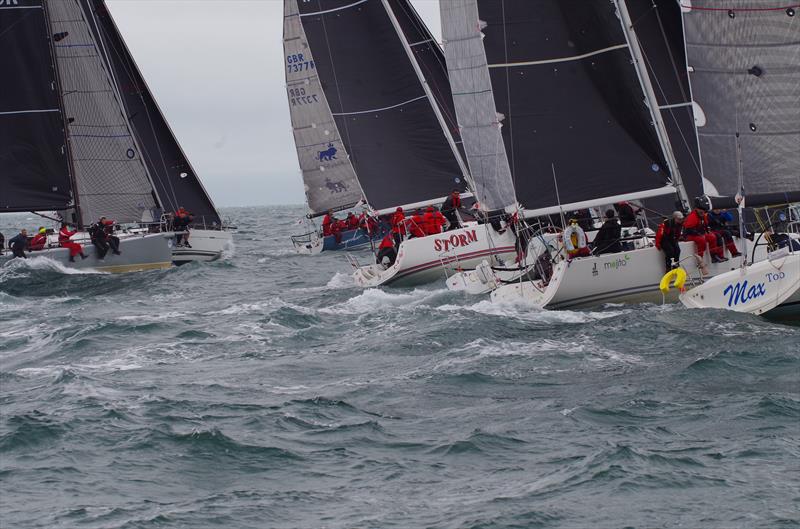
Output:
[
  {"xmin": 406, "ymin": 211, "xmax": 425, "ymax": 238},
  {"xmin": 390, "ymin": 207, "xmax": 406, "ymax": 247},
  {"xmin": 59, "ymin": 223, "xmax": 87, "ymax": 262},
  {"xmin": 321, "ymin": 210, "xmax": 342, "ymax": 244},
  {"xmin": 29, "ymin": 227, "xmax": 47, "ymax": 251},
  {"xmin": 683, "ymin": 198, "xmax": 725, "ymax": 263},
  {"xmin": 346, "ymin": 212, "xmax": 359, "ymax": 230},
  {"xmin": 422, "ymin": 206, "xmax": 446, "ymax": 236},
  {"xmin": 375, "ymin": 233, "xmax": 397, "ymax": 267},
  {"xmin": 655, "ymin": 211, "xmax": 683, "ymax": 270}
]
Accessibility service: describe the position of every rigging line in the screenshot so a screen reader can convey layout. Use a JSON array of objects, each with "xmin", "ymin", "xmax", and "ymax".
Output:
[
  {"xmin": 298, "ymin": 0, "xmax": 368, "ymax": 17},
  {"xmin": 500, "ymin": 0, "xmax": 516, "ymax": 193},
  {"xmin": 488, "ymin": 44, "xmax": 629, "ymax": 68},
  {"xmin": 331, "ymin": 95, "xmax": 427, "ymax": 116}
]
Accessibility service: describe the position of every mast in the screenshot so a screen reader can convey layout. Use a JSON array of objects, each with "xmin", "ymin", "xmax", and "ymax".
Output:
[
  {"xmin": 43, "ymin": 0, "xmax": 82, "ymax": 227},
  {"xmin": 381, "ymin": 0, "xmax": 472, "ymax": 187},
  {"xmin": 615, "ymin": 0, "xmax": 690, "ymax": 208}
]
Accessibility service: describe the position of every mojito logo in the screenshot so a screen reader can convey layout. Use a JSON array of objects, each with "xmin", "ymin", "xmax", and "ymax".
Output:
[{"xmin": 603, "ymin": 254, "xmax": 631, "ymax": 270}]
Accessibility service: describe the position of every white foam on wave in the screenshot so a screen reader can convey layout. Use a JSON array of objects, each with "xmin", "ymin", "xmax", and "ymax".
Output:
[
  {"xmin": 436, "ymin": 298, "xmax": 628, "ymax": 324},
  {"xmin": 207, "ymin": 297, "xmax": 315, "ymax": 317},
  {"xmin": 116, "ymin": 311, "xmax": 188, "ymax": 323},
  {"xmin": 325, "ymin": 272, "xmax": 355, "ymax": 289},
  {"xmin": 320, "ymin": 287, "xmax": 448, "ymax": 315},
  {"xmin": 1, "ymin": 256, "xmax": 106, "ymax": 275}
]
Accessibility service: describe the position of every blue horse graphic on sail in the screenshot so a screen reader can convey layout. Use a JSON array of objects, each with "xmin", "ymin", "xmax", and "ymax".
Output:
[{"xmin": 318, "ymin": 143, "xmax": 337, "ymax": 161}]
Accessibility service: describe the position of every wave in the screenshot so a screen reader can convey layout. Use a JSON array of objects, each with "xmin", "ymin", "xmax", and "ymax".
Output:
[
  {"xmin": 320, "ymin": 287, "xmax": 449, "ymax": 315},
  {"xmin": 436, "ymin": 299, "xmax": 628, "ymax": 325},
  {"xmin": 1, "ymin": 255, "xmax": 107, "ymax": 276}
]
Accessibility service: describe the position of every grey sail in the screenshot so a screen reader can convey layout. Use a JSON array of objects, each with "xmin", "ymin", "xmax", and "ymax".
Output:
[
  {"xmin": 439, "ymin": 0, "xmax": 517, "ymax": 212},
  {"xmin": 46, "ymin": 0, "xmax": 158, "ymax": 225},
  {"xmin": 0, "ymin": 0, "xmax": 74, "ymax": 213},
  {"xmin": 283, "ymin": 0, "xmax": 363, "ymax": 216},
  {"xmin": 682, "ymin": 1, "xmax": 800, "ymax": 196}
]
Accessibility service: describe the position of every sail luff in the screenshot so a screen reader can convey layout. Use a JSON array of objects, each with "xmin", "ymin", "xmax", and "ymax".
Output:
[{"xmin": 616, "ymin": 0, "xmax": 690, "ymax": 208}]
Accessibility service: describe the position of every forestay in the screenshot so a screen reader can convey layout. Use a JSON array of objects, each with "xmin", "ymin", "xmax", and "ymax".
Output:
[
  {"xmin": 439, "ymin": 0, "xmax": 517, "ymax": 212},
  {"xmin": 79, "ymin": 0, "xmax": 222, "ymax": 227},
  {"xmin": 476, "ymin": 0, "xmax": 678, "ymax": 216},
  {"xmin": 682, "ymin": 1, "xmax": 800, "ymax": 196},
  {"xmin": 298, "ymin": 0, "xmax": 467, "ymax": 212},
  {"xmin": 0, "ymin": 0, "xmax": 73, "ymax": 213},
  {"xmin": 283, "ymin": 0, "xmax": 363, "ymax": 216},
  {"xmin": 47, "ymin": 0, "xmax": 157, "ymax": 225}
]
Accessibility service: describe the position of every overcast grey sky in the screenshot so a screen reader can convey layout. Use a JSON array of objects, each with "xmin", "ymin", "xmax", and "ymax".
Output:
[{"xmin": 106, "ymin": 0, "xmax": 442, "ymax": 207}]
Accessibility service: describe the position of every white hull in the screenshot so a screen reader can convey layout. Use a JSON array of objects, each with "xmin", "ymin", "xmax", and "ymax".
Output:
[
  {"xmin": 352, "ymin": 224, "xmax": 518, "ymax": 288},
  {"xmin": 680, "ymin": 251, "xmax": 800, "ymax": 319},
  {"xmin": 171, "ymin": 228, "xmax": 234, "ymax": 264},
  {"xmin": 491, "ymin": 238, "xmax": 777, "ymax": 309},
  {"xmin": 1, "ymin": 231, "xmax": 173, "ymax": 273}
]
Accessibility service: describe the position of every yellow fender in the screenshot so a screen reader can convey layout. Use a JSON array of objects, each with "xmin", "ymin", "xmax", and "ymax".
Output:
[{"xmin": 660, "ymin": 267, "xmax": 687, "ymax": 294}]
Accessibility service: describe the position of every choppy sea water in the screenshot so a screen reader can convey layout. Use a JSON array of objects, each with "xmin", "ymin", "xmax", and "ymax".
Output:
[{"xmin": 1, "ymin": 205, "xmax": 798, "ymax": 529}]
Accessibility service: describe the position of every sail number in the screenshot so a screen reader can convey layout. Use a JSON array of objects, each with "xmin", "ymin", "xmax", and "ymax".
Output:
[
  {"xmin": 287, "ymin": 53, "xmax": 315, "ymax": 73},
  {"xmin": 288, "ymin": 87, "xmax": 319, "ymax": 106}
]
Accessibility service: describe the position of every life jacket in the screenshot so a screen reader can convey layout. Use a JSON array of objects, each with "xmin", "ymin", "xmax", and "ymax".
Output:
[
  {"xmin": 408, "ymin": 215, "xmax": 425, "ymax": 237},
  {"xmin": 347, "ymin": 215, "xmax": 359, "ymax": 230},
  {"xmin": 322, "ymin": 214, "xmax": 334, "ymax": 236},
  {"xmin": 58, "ymin": 227, "xmax": 76, "ymax": 245},
  {"xmin": 655, "ymin": 219, "xmax": 681, "ymax": 250},
  {"xmin": 29, "ymin": 233, "xmax": 47, "ymax": 251},
  {"xmin": 391, "ymin": 212, "xmax": 406, "ymax": 234},
  {"xmin": 563, "ymin": 225, "xmax": 587, "ymax": 252},
  {"xmin": 378, "ymin": 234, "xmax": 394, "ymax": 249},
  {"xmin": 683, "ymin": 210, "xmax": 708, "ymax": 236}
]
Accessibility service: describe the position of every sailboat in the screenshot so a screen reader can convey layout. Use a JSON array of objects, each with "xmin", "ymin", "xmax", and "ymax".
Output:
[
  {"xmin": 78, "ymin": 0, "xmax": 234, "ymax": 264},
  {"xmin": 677, "ymin": 0, "xmax": 800, "ymax": 320},
  {"xmin": 284, "ymin": 0, "xmax": 382, "ymax": 255},
  {"xmin": 440, "ymin": 0, "xmax": 798, "ymax": 310},
  {"xmin": 1, "ymin": 0, "xmax": 173, "ymax": 273},
  {"xmin": 285, "ymin": 0, "xmax": 518, "ymax": 284}
]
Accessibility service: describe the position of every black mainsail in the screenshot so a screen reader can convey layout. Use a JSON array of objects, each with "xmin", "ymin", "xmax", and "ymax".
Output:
[
  {"xmin": 79, "ymin": 0, "xmax": 222, "ymax": 226},
  {"xmin": 0, "ymin": 0, "xmax": 73, "ymax": 213},
  {"xmin": 297, "ymin": 0, "xmax": 469, "ymax": 213},
  {"xmin": 442, "ymin": 0, "xmax": 684, "ymax": 217}
]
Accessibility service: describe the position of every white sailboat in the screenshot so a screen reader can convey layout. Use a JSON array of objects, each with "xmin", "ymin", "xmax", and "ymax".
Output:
[{"xmin": 287, "ymin": 0, "xmax": 519, "ymax": 284}]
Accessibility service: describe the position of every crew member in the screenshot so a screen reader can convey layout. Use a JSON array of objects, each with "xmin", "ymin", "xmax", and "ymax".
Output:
[
  {"xmin": 563, "ymin": 218, "xmax": 590, "ymax": 259},
  {"xmin": 655, "ymin": 211, "xmax": 683, "ymax": 270},
  {"xmin": 407, "ymin": 210, "xmax": 425, "ymax": 239},
  {"xmin": 322, "ymin": 211, "xmax": 342, "ymax": 244},
  {"xmin": 708, "ymin": 208, "xmax": 741, "ymax": 258},
  {"xmin": 59, "ymin": 223, "xmax": 88, "ymax": 262},
  {"xmin": 614, "ymin": 201, "xmax": 642, "ymax": 228},
  {"xmin": 102, "ymin": 217, "xmax": 121, "ymax": 255},
  {"xmin": 346, "ymin": 212, "xmax": 359, "ymax": 231},
  {"xmin": 683, "ymin": 198, "xmax": 725, "ymax": 263},
  {"xmin": 422, "ymin": 206, "xmax": 446, "ymax": 235},
  {"xmin": 29, "ymin": 227, "xmax": 47, "ymax": 251},
  {"xmin": 173, "ymin": 207, "xmax": 193, "ymax": 248},
  {"xmin": 390, "ymin": 207, "xmax": 406, "ymax": 247},
  {"xmin": 592, "ymin": 209, "xmax": 622, "ymax": 255},
  {"xmin": 8, "ymin": 229, "xmax": 28, "ymax": 259},
  {"xmin": 375, "ymin": 233, "xmax": 397, "ymax": 267},
  {"xmin": 441, "ymin": 189, "xmax": 462, "ymax": 231}
]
